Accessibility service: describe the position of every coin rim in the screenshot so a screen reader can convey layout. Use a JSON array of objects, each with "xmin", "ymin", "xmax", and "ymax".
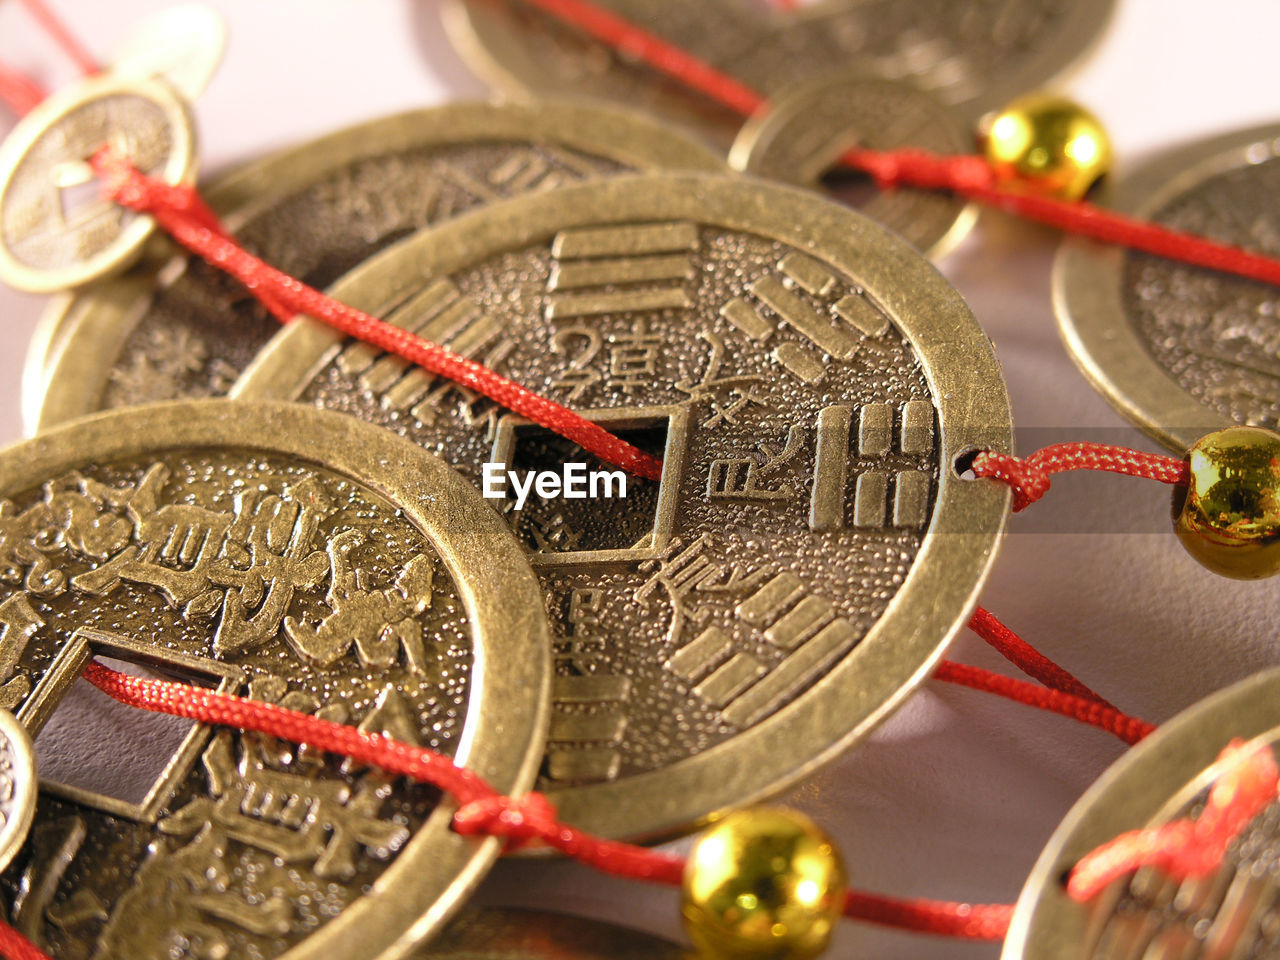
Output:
[
  {"xmin": 0, "ymin": 709, "xmax": 36, "ymax": 876},
  {"xmin": 0, "ymin": 73, "xmax": 196, "ymax": 294},
  {"xmin": 1053, "ymin": 123, "xmax": 1280, "ymax": 454},
  {"xmin": 233, "ymin": 171, "xmax": 1014, "ymax": 841},
  {"xmin": 1002, "ymin": 668, "xmax": 1280, "ymax": 959},
  {"xmin": 0, "ymin": 399, "xmax": 552, "ymax": 960},
  {"xmin": 727, "ymin": 69, "xmax": 978, "ymax": 260},
  {"xmin": 32, "ymin": 99, "xmax": 723, "ymax": 436}
]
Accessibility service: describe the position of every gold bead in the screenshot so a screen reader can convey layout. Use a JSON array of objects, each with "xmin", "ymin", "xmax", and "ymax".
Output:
[
  {"xmin": 682, "ymin": 807, "xmax": 847, "ymax": 960},
  {"xmin": 982, "ymin": 93, "xmax": 1112, "ymax": 200},
  {"xmin": 1175, "ymin": 426, "xmax": 1280, "ymax": 579}
]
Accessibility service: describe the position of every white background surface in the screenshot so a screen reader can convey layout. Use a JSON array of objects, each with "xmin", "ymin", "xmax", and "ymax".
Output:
[{"xmin": 1, "ymin": 3, "xmax": 1279, "ymax": 958}]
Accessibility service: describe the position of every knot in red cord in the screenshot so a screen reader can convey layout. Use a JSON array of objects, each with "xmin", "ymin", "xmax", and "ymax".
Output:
[
  {"xmin": 970, "ymin": 450, "xmax": 1050, "ymax": 512},
  {"xmin": 452, "ymin": 791, "xmax": 561, "ymax": 852},
  {"xmin": 969, "ymin": 443, "xmax": 1190, "ymax": 513}
]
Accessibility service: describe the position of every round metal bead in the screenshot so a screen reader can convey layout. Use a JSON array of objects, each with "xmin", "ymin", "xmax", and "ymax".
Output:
[
  {"xmin": 682, "ymin": 807, "xmax": 847, "ymax": 960},
  {"xmin": 982, "ymin": 93, "xmax": 1112, "ymax": 200},
  {"xmin": 1175, "ymin": 426, "xmax": 1280, "ymax": 579}
]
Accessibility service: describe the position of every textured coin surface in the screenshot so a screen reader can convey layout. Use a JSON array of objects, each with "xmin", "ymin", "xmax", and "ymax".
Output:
[
  {"xmin": 233, "ymin": 173, "xmax": 1012, "ymax": 840},
  {"xmin": 425, "ymin": 909, "xmax": 685, "ymax": 958},
  {"xmin": 444, "ymin": 0, "xmax": 1115, "ymax": 137},
  {"xmin": 729, "ymin": 72, "xmax": 975, "ymax": 259},
  {"xmin": 441, "ymin": 0, "xmax": 760, "ymax": 147},
  {"xmin": 0, "ymin": 74, "xmax": 196, "ymax": 293},
  {"xmin": 33, "ymin": 100, "xmax": 722, "ymax": 434},
  {"xmin": 1055, "ymin": 123, "xmax": 1280, "ymax": 453},
  {"xmin": 1004, "ymin": 668, "xmax": 1280, "ymax": 960},
  {"xmin": 108, "ymin": 3, "xmax": 228, "ymax": 101},
  {"xmin": 0, "ymin": 710, "xmax": 36, "ymax": 875},
  {"xmin": 0, "ymin": 401, "xmax": 550, "ymax": 960}
]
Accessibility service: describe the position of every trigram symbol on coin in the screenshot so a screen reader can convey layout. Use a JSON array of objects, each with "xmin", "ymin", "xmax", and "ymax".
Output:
[
  {"xmin": 485, "ymin": 145, "xmax": 598, "ymax": 195},
  {"xmin": 719, "ymin": 252, "xmax": 892, "ymax": 385},
  {"xmin": 809, "ymin": 400, "xmax": 935, "ymax": 532},
  {"xmin": 545, "ymin": 222, "xmax": 698, "ymax": 321},
  {"xmin": 334, "ymin": 277, "xmax": 514, "ymax": 429},
  {"xmin": 544, "ymin": 674, "xmax": 631, "ymax": 784},
  {"xmin": 664, "ymin": 574, "xmax": 856, "ymax": 729}
]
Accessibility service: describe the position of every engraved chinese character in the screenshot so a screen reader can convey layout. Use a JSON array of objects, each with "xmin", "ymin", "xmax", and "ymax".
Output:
[{"xmin": 706, "ymin": 425, "xmax": 805, "ymax": 501}]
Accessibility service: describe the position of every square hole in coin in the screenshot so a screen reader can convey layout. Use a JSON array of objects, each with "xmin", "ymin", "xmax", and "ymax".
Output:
[
  {"xmin": 26, "ymin": 629, "xmax": 242, "ymax": 820},
  {"xmin": 34, "ymin": 657, "xmax": 197, "ymax": 808},
  {"xmin": 490, "ymin": 408, "xmax": 686, "ymax": 564}
]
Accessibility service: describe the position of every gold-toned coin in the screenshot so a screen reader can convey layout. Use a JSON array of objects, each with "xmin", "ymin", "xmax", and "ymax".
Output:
[
  {"xmin": 108, "ymin": 3, "xmax": 228, "ymax": 102},
  {"xmin": 444, "ymin": 0, "xmax": 1116, "ymax": 139},
  {"xmin": 0, "ymin": 400, "xmax": 551, "ymax": 959},
  {"xmin": 233, "ymin": 172, "xmax": 1013, "ymax": 840},
  {"xmin": 0, "ymin": 709, "xmax": 36, "ymax": 874},
  {"xmin": 1055, "ymin": 123, "xmax": 1280, "ymax": 453},
  {"xmin": 1004, "ymin": 668, "xmax": 1280, "ymax": 960},
  {"xmin": 718, "ymin": 0, "xmax": 1116, "ymax": 120},
  {"xmin": 441, "ymin": 0, "xmax": 759, "ymax": 147},
  {"xmin": 729, "ymin": 72, "xmax": 976, "ymax": 259},
  {"xmin": 0, "ymin": 74, "xmax": 197, "ymax": 294},
  {"xmin": 33, "ymin": 100, "xmax": 723, "ymax": 434},
  {"xmin": 425, "ymin": 909, "xmax": 686, "ymax": 958}
]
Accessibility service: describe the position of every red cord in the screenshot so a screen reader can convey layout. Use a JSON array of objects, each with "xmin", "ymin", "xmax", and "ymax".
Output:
[
  {"xmin": 1067, "ymin": 739, "xmax": 1279, "ymax": 901},
  {"xmin": 969, "ymin": 607, "xmax": 1115, "ymax": 708},
  {"xmin": 89, "ymin": 149, "xmax": 663, "ymax": 482},
  {"xmin": 518, "ymin": 0, "xmax": 765, "ymax": 117},
  {"xmin": 0, "ymin": 62, "xmax": 46, "ymax": 116},
  {"xmin": 970, "ymin": 443, "xmax": 1189, "ymax": 512},
  {"xmin": 524, "ymin": 0, "xmax": 1280, "ymax": 291},
  {"xmin": 73, "ymin": 661, "xmax": 1012, "ymax": 938},
  {"xmin": 0, "ymin": 927, "xmax": 49, "ymax": 960},
  {"xmin": 844, "ymin": 893, "xmax": 1013, "ymax": 941},
  {"xmin": 14, "ymin": 0, "xmax": 99, "ymax": 76},
  {"xmin": 934, "ymin": 661, "xmax": 1156, "ymax": 746}
]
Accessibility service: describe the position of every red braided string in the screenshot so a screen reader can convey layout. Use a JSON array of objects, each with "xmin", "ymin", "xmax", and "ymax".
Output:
[
  {"xmin": 13, "ymin": 0, "xmax": 99, "ymax": 76},
  {"xmin": 0, "ymin": 927, "xmax": 50, "ymax": 960},
  {"xmin": 843, "ymin": 893, "xmax": 1013, "ymax": 941},
  {"xmin": 524, "ymin": 0, "xmax": 1280, "ymax": 290},
  {"xmin": 933, "ymin": 661, "xmax": 1156, "ymax": 746},
  {"xmin": 969, "ymin": 606, "xmax": 1114, "ymax": 708},
  {"xmin": 970, "ymin": 443, "xmax": 1189, "ymax": 512},
  {"xmin": 1067, "ymin": 739, "xmax": 1279, "ymax": 901},
  {"xmin": 0, "ymin": 62, "xmax": 46, "ymax": 117},
  {"xmin": 518, "ymin": 0, "xmax": 765, "ymax": 116},
  {"xmin": 75, "ymin": 662, "xmax": 1014, "ymax": 936},
  {"xmin": 88, "ymin": 149, "xmax": 663, "ymax": 482}
]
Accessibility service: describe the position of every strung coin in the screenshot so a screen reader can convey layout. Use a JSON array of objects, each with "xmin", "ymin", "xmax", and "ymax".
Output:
[
  {"xmin": 1004, "ymin": 668, "xmax": 1280, "ymax": 959},
  {"xmin": 0, "ymin": 710, "xmax": 36, "ymax": 874},
  {"xmin": 444, "ymin": 0, "xmax": 1116, "ymax": 142},
  {"xmin": 441, "ymin": 0, "xmax": 759, "ymax": 147},
  {"xmin": 729, "ymin": 72, "xmax": 976, "ymax": 259},
  {"xmin": 425, "ymin": 909, "xmax": 685, "ymax": 959},
  {"xmin": 33, "ymin": 100, "xmax": 722, "ymax": 434},
  {"xmin": 108, "ymin": 3, "xmax": 228, "ymax": 102},
  {"xmin": 1055, "ymin": 123, "xmax": 1280, "ymax": 453},
  {"xmin": 233, "ymin": 173, "xmax": 1013, "ymax": 840},
  {"xmin": 0, "ymin": 74, "xmax": 197, "ymax": 294},
  {"xmin": 0, "ymin": 401, "xmax": 551, "ymax": 959},
  {"xmin": 717, "ymin": 0, "xmax": 1116, "ymax": 121}
]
